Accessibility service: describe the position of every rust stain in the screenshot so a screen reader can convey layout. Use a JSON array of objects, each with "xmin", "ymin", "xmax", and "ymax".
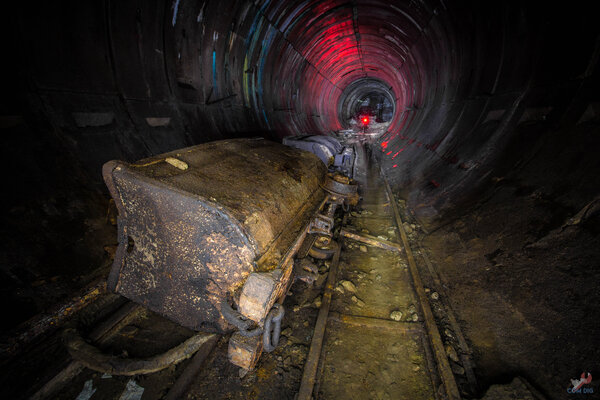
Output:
[{"xmin": 102, "ymin": 139, "xmax": 326, "ymax": 333}]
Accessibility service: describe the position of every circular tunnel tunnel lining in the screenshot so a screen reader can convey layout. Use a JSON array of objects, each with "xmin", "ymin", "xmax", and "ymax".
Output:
[{"xmin": 338, "ymin": 78, "xmax": 396, "ymax": 129}]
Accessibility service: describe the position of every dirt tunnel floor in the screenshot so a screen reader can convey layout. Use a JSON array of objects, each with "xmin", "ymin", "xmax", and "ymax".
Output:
[
  {"xmin": 184, "ymin": 146, "xmax": 440, "ymax": 400},
  {"xmin": 13, "ymin": 139, "xmax": 598, "ymax": 400},
  {"xmin": 416, "ymin": 185, "xmax": 600, "ymax": 400}
]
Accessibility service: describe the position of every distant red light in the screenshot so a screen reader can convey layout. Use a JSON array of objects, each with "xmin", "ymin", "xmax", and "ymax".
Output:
[{"xmin": 361, "ymin": 116, "xmax": 369, "ymax": 125}]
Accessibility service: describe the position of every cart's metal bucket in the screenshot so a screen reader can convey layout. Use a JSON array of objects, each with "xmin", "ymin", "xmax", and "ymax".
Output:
[{"xmin": 102, "ymin": 138, "xmax": 326, "ymax": 333}]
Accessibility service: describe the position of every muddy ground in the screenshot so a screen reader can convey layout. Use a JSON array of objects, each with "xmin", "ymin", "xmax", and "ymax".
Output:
[{"xmin": 411, "ymin": 183, "xmax": 600, "ymax": 399}]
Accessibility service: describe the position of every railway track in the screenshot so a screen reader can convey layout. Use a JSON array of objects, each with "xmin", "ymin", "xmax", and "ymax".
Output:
[
  {"xmin": 297, "ymin": 154, "xmax": 465, "ymax": 400},
  {"xmin": 14, "ymin": 145, "xmax": 476, "ymax": 400}
]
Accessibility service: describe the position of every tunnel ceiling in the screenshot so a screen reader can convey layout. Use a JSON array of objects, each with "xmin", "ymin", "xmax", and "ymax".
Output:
[{"xmin": 7, "ymin": 0, "xmax": 600, "ymax": 228}]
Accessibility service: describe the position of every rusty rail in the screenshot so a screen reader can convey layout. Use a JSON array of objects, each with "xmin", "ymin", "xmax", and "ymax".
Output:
[
  {"xmin": 1, "ymin": 279, "xmax": 107, "ymax": 360},
  {"xmin": 327, "ymin": 311, "xmax": 422, "ymax": 333},
  {"xmin": 164, "ymin": 334, "xmax": 220, "ymax": 400},
  {"xmin": 30, "ymin": 301, "xmax": 143, "ymax": 400},
  {"xmin": 297, "ymin": 215, "xmax": 346, "ymax": 400},
  {"xmin": 416, "ymin": 240, "xmax": 478, "ymax": 394},
  {"xmin": 340, "ymin": 227, "xmax": 403, "ymax": 252},
  {"xmin": 381, "ymin": 171, "xmax": 462, "ymax": 400}
]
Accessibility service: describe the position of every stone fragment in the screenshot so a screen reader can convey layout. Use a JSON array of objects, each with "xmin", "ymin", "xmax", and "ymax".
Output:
[
  {"xmin": 446, "ymin": 344, "xmax": 459, "ymax": 362},
  {"xmin": 281, "ymin": 327, "xmax": 292, "ymax": 337},
  {"xmin": 313, "ymin": 295, "xmax": 322, "ymax": 308},
  {"xmin": 451, "ymin": 363, "xmax": 465, "ymax": 375},
  {"xmin": 390, "ymin": 310, "xmax": 403, "ymax": 321},
  {"xmin": 431, "ymin": 291, "xmax": 439, "ymax": 300},
  {"xmin": 359, "ymin": 245, "xmax": 368, "ymax": 253},
  {"xmin": 340, "ymin": 280, "xmax": 357, "ymax": 293}
]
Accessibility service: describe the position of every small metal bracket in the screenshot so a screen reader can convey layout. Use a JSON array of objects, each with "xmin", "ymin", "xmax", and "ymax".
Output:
[
  {"xmin": 308, "ymin": 214, "xmax": 334, "ymax": 236},
  {"xmin": 293, "ymin": 258, "xmax": 319, "ymax": 284}
]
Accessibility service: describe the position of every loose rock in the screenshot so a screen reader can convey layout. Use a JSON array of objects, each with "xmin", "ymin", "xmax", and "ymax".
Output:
[
  {"xmin": 445, "ymin": 344, "xmax": 459, "ymax": 363},
  {"xmin": 359, "ymin": 245, "xmax": 368, "ymax": 253},
  {"xmin": 431, "ymin": 291, "xmax": 439, "ymax": 300},
  {"xmin": 281, "ymin": 327, "xmax": 292, "ymax": 337},
  {"xmin": 451, "ymin": 363, "xmax": 465, "ymax": 375},
  {"xmin": 390, "ymin": 310, "xmax": 403, "ymax": 321},
  {"xmin": 313, "ymin": 295, "xmax": 322, "ymax": 308},
  {"xmin": 340, "ymin": 280, "xmax": 357, "ymax": 293}
]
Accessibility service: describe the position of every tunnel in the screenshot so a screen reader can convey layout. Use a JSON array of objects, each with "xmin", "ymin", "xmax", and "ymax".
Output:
[{"xmin": 1, "ymin": 1, "xmax": 599, "ymax": 399}]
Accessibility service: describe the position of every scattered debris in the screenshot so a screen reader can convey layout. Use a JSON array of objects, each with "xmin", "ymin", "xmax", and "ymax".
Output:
[
  {"xmin": 281, "ymin": 327, "xmax": 292, "ymax": 337},
  {"xmin": 75, "ymin": 380, "xmax": 96, "ymax": 400},
  {"xmin": 118, "ymin": 379, "xmax": 144, "ymax": 400},
  {"xmin": 339, "ymin": 280, "xmax": 357, "ymax": 293},
  {"xmin": 445, "ymin": 345, "xmax": 459, "ymax": 363},
  {"xmin": 431, "ymin": 292, "xmax": 439, "ymax": 300},
  {"xmin": 451, "ymin": 364, "xmax": 465, "ymax": 376},
  {"xmin": 481, "ymin": 377, "xmax": 539, "ymax": 400},
  {"xmin": 389, "ymin": 310, "xmax": 403, "ymax": 321},
  {"xmin": 359, "ymin": 245, "xmax": 368, "ymax": 253},
  {"xmin": 351, "ymin": 296, "xmax": 365, "ymax": 307},
  {"xmin": 313, "ymin": 296, "xmax": 322, "ymax": 308},
  {"xmin": 165, "ymin": 157, "xmax": 188, "ymax": 170}
]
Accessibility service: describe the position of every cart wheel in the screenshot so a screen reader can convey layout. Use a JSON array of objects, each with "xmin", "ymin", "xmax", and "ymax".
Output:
[{"xmin": 308, "ymin": 239, "xmax": 338, "ymax": 260}]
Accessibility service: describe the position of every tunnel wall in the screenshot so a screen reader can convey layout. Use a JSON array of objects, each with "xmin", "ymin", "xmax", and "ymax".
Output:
[
  {"xmin": 8, "ymin": 1, "xmax": 598, "ymax": 219},
  {"xmin": 1, "ymin": 0, "xmax": 599, "ymax": 330},
  {"xmin": 375, "ymin": 3, "xmax": 600, "ymax": 228}
]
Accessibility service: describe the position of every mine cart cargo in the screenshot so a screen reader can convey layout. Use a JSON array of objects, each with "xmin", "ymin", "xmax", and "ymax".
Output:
[{"xmin": 102, "ymin": 138, "xmax": 327, "ymax": 335}]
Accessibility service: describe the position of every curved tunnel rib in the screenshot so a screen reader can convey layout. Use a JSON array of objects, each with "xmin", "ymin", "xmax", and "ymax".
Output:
[
  {"xmin": 8, "ymin": 0, "xmax": 597, "ymax": 229},
  {"xmin": 1, "ymin": 1, "xmax": 599, "ymax": 397}
]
